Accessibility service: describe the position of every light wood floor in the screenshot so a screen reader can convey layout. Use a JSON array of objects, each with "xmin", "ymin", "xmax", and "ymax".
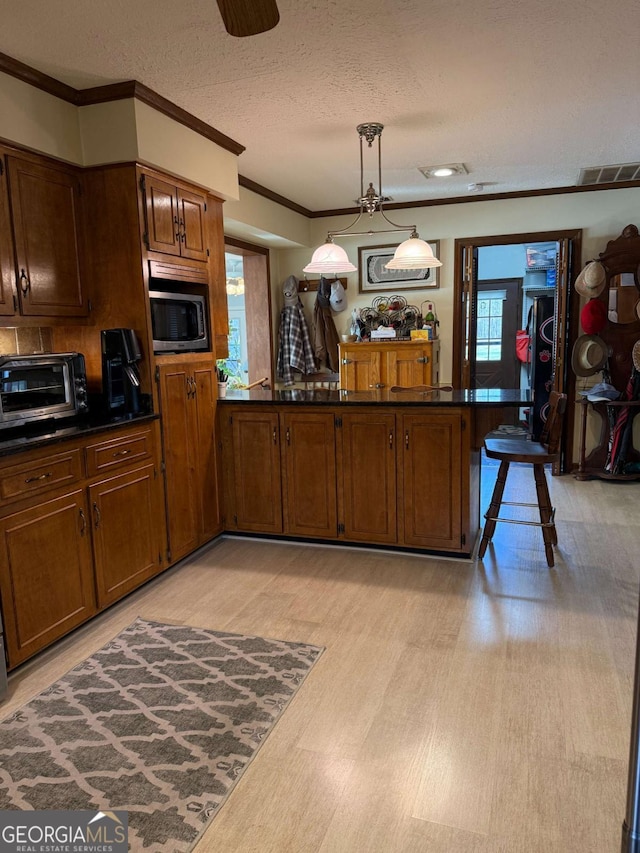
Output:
[{"xmin": 4, "ymin": 460, "xmax": 640, "ymax": 852}]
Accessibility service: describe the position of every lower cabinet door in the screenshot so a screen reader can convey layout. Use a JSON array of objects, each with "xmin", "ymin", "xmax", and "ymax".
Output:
[
  {"xmin": 90, "ymin": 465, "xmax": 165, "ymax": 607},
  {"xmin": 282, "ymin": 411, "xmax": 337, "ymax": 538},
  {"xmin": 231, "ymin": 411, "xmax": 283, "ymax": 533},
  {"xmin": 340, "ymin": 412, "xmax": 397, "ymax": 544},
  {"xmin": 0, "ymin": 490, "xmax": 96, "ymax": 668},
  {"xmin": 158, "ymin": 363, "xmax": 200, "ymax": 562},
  {"xmin": 401, "ymin": 413, "xmax": 463, "ymax": 550}
]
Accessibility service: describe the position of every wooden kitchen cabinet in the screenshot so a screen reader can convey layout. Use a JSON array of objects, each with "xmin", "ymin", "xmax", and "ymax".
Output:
[
  {"xmin": 89, "ymin": 464, "xmax": 165, "ymax": 608},
  {"xmin": 339, "ymin": 340, "xmax": 439, "ymax": 391},
  {"xmin": 0, "ymin": 489, "xmax": 96, "ymax": 667},
  {"xmin": 339, "ymin": 411, "xmax": 397, "ymax": 545},
  {"xmin": 0, "ymin": 420, "xmax": 168, "ymax": 669},
  {"xmin": 142, "ymin": 173, "xmax": 208, "ymax": 263},
  {"xmin": 158, "ymin": 358, "xmax": 221, "ymax": 562},
  {"xmin": 282, "ymin": 411, "xmax": 337, "ymax": 538},
  {"xmin": 0, "ymin": 162, "xmax": 15, "ymax": 316},
  {"xmin": 223, "ymin": 408, "xmax": 337, "ymax": 538},
  {"xmin": 6, "ymin": 154, "xmax": 88, "ymax": 317},
  {"xmin": 400, "ymin": 411, "xmax": 465, "ymax": 551},
  {"xmin": 228, "ymin": 409, "xmax": 283, "ymax": 534},
  {"xmin": 218, "ymin": 402, "xmax": 478, "ymax": 557}
]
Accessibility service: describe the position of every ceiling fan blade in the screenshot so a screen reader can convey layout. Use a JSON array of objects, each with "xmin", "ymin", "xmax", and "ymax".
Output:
[{"xmin": 216, "ymin": 0, "xmax": 280, "ymax": 37}]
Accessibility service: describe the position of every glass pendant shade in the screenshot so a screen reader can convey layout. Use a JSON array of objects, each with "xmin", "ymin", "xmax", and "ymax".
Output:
[
  {"xmin": 384, "ymin": 237, "xmax": 442, "ymax": 270},
  {"xmin": 303, "ymin": 241, "xmax": 357, "ymax": 274}
]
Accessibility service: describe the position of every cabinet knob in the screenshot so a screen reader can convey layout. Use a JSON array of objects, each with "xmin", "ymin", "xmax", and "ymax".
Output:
[
  {"xmin": 19, "ymin": 269, "xmax": 30, "ymax": 296},
  {"xmin": 417, "ymin": 356, "xmax": 429, "ymax": 364},
  {"xmin": 341, "ymin": 358, "xmax": 352, "ymax": 365},
  {"xmin": 369, "ymin": 383, "xmax": 384, "ymax": 389}
]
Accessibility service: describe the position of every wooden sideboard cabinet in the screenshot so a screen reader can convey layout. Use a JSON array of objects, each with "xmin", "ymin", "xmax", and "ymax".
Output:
[
  {"xmin": 339, "ymin": 340, "xmax": 440, "ymax": 391},
  {"xmin": 0, "ymin": 421, "xmax": 167, "ymax": 668},
  {"xmin": 0, "ymin": 150, "xmax": 88, "ymax": 319}
]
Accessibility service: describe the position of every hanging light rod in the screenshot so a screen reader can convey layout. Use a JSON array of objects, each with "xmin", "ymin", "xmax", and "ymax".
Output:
[{"xmin": 304, "ymin": 122, "xmax": 442, "ymax": 274}]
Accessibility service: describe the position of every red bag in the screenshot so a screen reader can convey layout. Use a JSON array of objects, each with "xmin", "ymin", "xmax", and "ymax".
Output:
[{"xmin": 515, "ymin": 329, "xmax": 531, "ymax": 363}]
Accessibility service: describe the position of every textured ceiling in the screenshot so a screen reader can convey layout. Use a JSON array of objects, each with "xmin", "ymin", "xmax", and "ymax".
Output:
[{"xmin": 1, "ymin": 0, "xmax": 639, "ymax": 212}]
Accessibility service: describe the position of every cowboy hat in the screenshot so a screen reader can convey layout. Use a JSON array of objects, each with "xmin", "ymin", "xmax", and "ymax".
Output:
[
  {"xmin": 575, "ymin": 261, "xmax": 606, "ymax": 298},
  {"xmin": 571, "ymin": 333, "xmax": 609, "ymax": 377}
]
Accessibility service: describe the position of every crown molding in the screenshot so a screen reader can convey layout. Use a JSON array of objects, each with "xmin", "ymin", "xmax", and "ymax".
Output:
[{"xmin": 0, "ymin": 51, "xmax": 245, "ymax": 157}]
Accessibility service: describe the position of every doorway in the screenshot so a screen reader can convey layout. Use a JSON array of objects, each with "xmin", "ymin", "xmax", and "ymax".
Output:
[
  {"xmin": 220, "ymin": 238, "xmax": 274, "ymax": 389},
  {"xmin": 453, "ymin": 229, "xmax": 582, "ymax": 471}
]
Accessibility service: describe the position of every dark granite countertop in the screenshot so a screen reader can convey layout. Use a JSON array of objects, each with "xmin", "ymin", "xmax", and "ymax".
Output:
[
  {"xmin": 219, "ymin": 388, "xmax": 531, "ymax": 407},
  {"xmin": 0, "ymin": 412, "xmax": 159, "ymax": 458}
]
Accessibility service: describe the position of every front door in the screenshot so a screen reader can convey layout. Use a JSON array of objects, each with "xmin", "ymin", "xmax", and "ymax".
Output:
[{"xmin": 475, "ymin": 279, "xmax": 522, "ymax": 392}]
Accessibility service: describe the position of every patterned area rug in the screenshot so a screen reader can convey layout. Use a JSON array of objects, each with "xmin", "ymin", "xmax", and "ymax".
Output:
[{"xmin": 0, "ymin": 618, "xmax": 324, "ymax": 852}]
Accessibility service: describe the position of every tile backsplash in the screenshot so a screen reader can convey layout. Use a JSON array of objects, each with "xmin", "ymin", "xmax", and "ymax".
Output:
[{"xmin": 0, "ymin": 327, "xmax": 53, "ymax": 355}]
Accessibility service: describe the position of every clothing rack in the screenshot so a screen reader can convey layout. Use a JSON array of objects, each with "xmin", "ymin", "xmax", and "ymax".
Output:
[{"xmin": 297, "ymin": 277, "xmax": 348, "ymax": 293}]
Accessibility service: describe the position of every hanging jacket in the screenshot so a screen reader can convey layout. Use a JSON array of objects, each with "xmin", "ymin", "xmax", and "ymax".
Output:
[
  {"xmin": 313, "ymin": 277, "xmax": 340, "ymax": 372},
  {"xmin": 276, "ymin": 296, "xmax": 317, "ymax": 385}
]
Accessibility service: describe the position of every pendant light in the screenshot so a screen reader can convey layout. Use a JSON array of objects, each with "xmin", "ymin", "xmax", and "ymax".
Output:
[{"xmin": 304, "ymin": 123, "xmax": 442, "ymax": 275}]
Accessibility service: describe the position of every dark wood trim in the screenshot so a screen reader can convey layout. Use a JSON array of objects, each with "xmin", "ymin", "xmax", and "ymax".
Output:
[
  {"xmin": 225, "ymin": 236, "xmax": 270, "ymax": 256},
  {"xmin": 0, "ymin": 51, "xmax": 78, "ymax": 103},
  {"xmin": 83, "ymin": 82, "xmax": 245, "ymax": 156},
  {"xmin": 0, "ymin": 51, "xmax": 245, "ymax": 157},
  {"xmin": 238, "ymin": 175, "xmax": 312, "ymax": 217},
  {"xmin": 310, "ymin": 181, "xmax": 640, "ymax": 219},
  {"xmin": 452, "ymin": 228, "xmax": 582, "ymax": 474}
]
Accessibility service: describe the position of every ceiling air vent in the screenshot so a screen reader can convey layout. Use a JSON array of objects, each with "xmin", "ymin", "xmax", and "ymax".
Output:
[{"xmin": 578, "ymin": 163, "xmax": 640, "ymax": 186}]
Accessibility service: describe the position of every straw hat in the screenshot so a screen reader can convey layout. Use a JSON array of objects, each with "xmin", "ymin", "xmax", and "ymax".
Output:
[
  {"xmin": 575, "ymin": 261, "xmax": 606, "ymax": 298},
  {"xmin": 571, "ymin": 334, "xmax": 609, "ymax": 377}
]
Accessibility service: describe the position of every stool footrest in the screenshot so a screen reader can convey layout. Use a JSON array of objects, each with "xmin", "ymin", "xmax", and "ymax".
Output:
[{"xmin": 483, "ymin": 505, "xmax": 557, "ymax": 529}]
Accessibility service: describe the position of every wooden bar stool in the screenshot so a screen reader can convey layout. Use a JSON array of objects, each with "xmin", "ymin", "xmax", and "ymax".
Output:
[{"xmin": 478, "ymin": 391, "xmax": 567, "ymax": 567}]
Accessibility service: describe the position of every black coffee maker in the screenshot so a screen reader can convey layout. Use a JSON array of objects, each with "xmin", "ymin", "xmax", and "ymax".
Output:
[{"xmin": 101, "ymin": 328, "xmax": 142, "ymax": 417}]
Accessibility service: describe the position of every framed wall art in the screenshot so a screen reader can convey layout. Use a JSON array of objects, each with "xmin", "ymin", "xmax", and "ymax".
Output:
[{"xmin": 358, "ymin": 242, "xmax": 440, "ymax": 293}]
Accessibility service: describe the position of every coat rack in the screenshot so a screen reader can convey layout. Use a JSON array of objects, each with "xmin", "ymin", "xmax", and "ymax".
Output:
[{"xmin": 297, "ymin": 277, "xmax": 348, "ymax": 293}]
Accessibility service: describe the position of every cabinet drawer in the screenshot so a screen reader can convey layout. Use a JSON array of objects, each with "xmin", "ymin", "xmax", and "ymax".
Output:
[
  {"xmin": 85, "ymin": 428, "xmax": 153, "ymax": 477},
  {"xmin": 0, "ymin": 449, "xmax": 83, "ymax": 505}
]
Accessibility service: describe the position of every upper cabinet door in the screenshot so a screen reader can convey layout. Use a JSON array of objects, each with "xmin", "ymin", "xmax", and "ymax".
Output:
[
  {"xmin": 0, "ymin": 161, "xmax": 16, "ymax": 316},
  {"xmin": 144, "ymin": 175, "xmax": 208, "ymax": 263},
  {"xmin": 144, "ymin": 175, "xmax": 181, "ymax": 257},
  {"xmin": 178, "ymin": 188, "xmax": 208, "ymax": 262},
  {"xmin": 8, "ymin": 157, "xmax": 88, "ymax": 317}
]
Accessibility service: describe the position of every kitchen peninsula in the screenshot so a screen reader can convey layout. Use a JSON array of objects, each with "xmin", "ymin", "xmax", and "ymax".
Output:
[{"xmin": 217, "ymin": 387, "xmax": 528, "ymax": 557}]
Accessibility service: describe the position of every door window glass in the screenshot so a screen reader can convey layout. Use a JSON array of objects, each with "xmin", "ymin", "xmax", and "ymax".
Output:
[{"xmin": 476, "ymin": 289, "xmax": 506, "ymax": 362}]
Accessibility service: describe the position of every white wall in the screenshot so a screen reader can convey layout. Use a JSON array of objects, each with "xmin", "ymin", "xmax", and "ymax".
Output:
[{"xmin": 271, "ymin": 187, "xmax": 640, "ymax": 386}]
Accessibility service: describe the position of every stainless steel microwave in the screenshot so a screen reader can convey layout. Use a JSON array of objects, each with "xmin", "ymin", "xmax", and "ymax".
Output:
[
  {"xmin": 0, "ymin": 352, "xmax": 88, "ymax": 430},
  {"xmin": 149, "ymin": 290, "xmax": 209, "ymax": 353}
]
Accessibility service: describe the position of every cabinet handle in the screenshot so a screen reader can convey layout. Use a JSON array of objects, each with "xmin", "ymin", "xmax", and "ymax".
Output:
[
  {"xmin": 273, "ymin": 427, "xmax": 277, "ymax": 445},
  {"xmin": 19, "ymin": 269, "xmax": 30, "ymax": 296},
  {"xmin": 112, "ymin": 449, "xmax": 131, "ymax": 457},
  {"xmin": 174, "ymin": 215, "xmax": 180, "ymax": 241},
  {"xmin": 25, "ymin": 471, "xmax": 52, "ymax": 484},
  {"xmin": 179, "ymin": 218, "xmax": 186, "ymax": 242},
  {"xmin": 417, "ymin": 356, "xmax": 429, "ymax": 364},
  {"xmin": 389, "ymin": 431, "xmax": 393, "ymax": 449},
  {"xmin": 186, "ymin": 376, "xmax": 193, "ymax": 398},
  {"xmin": 190, "ymin": 376, "xmax": 197, "ymax": 397},
  {"xmin": 79, "ymin": 509, "xmax": 86, "ymax": 537},
  {"xmin": 405, "ymin": 431, "xmax": 409, "ymax": 450},
  {"xmin": 369, "ymin": 383, "xmax": 384, "ymax": 389},
  {"xmin": 286, "ymin": 427, "xmax": 290, "ymax": 445},
  {"xmin": 92, "ymin": 501, "xmax": 101, "ymax": 529}
]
